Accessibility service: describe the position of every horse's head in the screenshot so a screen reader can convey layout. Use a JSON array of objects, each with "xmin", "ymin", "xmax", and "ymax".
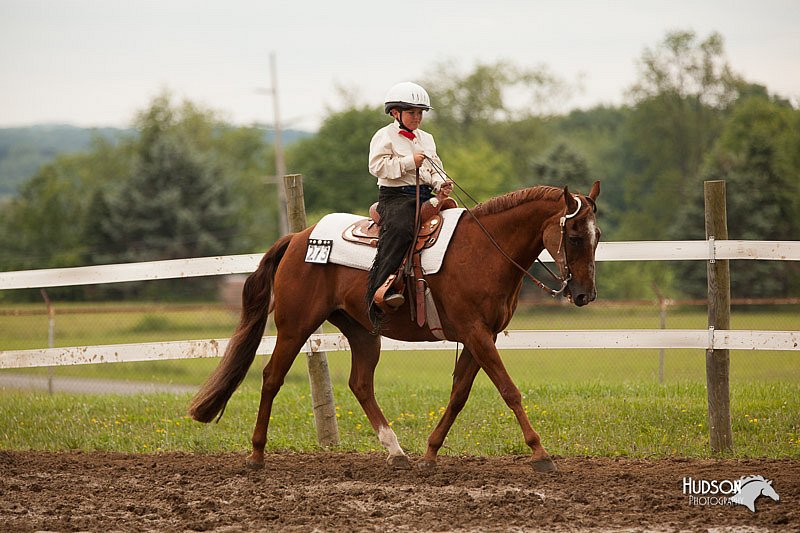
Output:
[{"xmin": 543, "ymin": 181, "xmax": 601, "ymax": 307}]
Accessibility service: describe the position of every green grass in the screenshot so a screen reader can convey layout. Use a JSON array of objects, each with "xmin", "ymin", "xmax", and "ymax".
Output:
[
  {"xmin": 1, "ymin": 381, "xmax": 797, "ymax": 458},
  {"xmin": 1, "ymin": 301, "xmax": 797, "ymax": 458}
]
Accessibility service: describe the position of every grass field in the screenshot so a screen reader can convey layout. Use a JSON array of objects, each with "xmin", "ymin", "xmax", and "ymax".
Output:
[
  {"xmin": 1, "ymin": 381, "xmax": 797, "ymax": 458},
  {"xmin": 1, "ymin": 301, "xmax": 798, "ymax": 458}
]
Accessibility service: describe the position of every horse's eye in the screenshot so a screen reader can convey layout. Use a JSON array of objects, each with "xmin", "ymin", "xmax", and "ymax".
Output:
[{"xmin": 568, "ymin": 236, "xmax": 582, "ymax": 246}]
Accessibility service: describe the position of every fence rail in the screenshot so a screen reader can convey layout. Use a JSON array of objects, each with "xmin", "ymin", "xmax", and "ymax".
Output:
[
  {"xmin": 1, "ymin": 329, "xmax": 798, "ymax": 371},
  {"xmin": 2, "ymin": 240, "xmax": 799, "ymax": 290}
]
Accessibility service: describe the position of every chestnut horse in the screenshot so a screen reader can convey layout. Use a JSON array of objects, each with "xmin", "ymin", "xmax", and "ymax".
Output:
[{"xmin": 189, "ymin": 181, "xmax": 600, "ymax": 472}]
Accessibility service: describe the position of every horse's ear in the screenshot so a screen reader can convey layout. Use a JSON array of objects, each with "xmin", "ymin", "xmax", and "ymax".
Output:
[
  {"xmin": 563, "ymin": 186, "xmax": 578, "ymax": 213},
  {"xmin": 589, "ymin": 180, "xmax": 600, "ymax": 201}
]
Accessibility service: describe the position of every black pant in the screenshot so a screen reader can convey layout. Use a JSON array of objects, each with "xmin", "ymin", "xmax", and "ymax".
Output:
[{"xmin": 366, "ymin": 185, "xmax": 432, "ymax": 327}]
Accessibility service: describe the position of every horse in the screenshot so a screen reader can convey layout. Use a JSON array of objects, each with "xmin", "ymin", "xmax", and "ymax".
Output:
[
  {"xmin": 189, "ymin": 181, "xmax": 601, "ymax": 473},
  {"xmin": 730, "ymin": 475, "xmax": 780, "ymax": 512}
]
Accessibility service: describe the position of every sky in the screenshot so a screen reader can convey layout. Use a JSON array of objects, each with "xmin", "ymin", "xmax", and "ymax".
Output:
[{"xmin": 1, "ymin": 0, "xmax": 798, "ymax": 132}]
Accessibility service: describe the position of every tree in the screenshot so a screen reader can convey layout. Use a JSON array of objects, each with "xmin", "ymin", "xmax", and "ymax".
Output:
[
  {"xmin": 425, "ymin": 60, "xmax": 570, "ymax": 140},
  {"xmin": 88, "ymin": 115, "xmax": 236, "ymax": 265},
  {"xmin": 213, "ymin": 125, "xmax": 279, "ymax": 252},
  {"xmin": 439, "ymin": 138, "xmax": 514, "ymax": 202},
  {"xmin": 0, "ymin": 137, "xmax": 131, "ymax": 272},
  {"xmin": 1, "ymin": 94, "xmax": 276, "ymax": 301},
  {"xmin": 424, "ymin": 60, "xmax": 566, "ymax": 186},
  {"xmin": 546, "ymin": 106, "xmax": 630, "ymax": 237},
  {"xmin": 628, "ymin": 30, "xmax": 740, "ymax": 107},
  {"xmin": 530, "ymin": 143, "xmax": 591, "ymax": 190},
  {"xmin": 616, "ymin": 31, "xmax": 743, "ymax": 239},
  {"xmin": 671, "ymin": 95, "xmax": 800, "ymax": 298}
]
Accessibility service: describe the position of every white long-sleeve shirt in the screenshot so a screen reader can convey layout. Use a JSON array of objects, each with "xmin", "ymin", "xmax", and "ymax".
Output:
[{"xmin": 368, "ymin": 122, "xmax": 446, "ymax": 190}]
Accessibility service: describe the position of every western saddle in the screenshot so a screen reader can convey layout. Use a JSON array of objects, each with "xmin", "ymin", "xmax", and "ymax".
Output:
[{"xmin": 342, "ymin": 192, "xmax": 457, "ymax": 327}]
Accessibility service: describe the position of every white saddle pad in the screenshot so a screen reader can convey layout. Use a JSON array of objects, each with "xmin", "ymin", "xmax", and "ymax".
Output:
[{"xmin": 308, "ymin": 208, "xmax": 465, "ymax": 274}]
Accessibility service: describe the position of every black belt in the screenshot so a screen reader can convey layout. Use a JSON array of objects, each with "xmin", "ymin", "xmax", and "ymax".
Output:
[{"xmin": 380, "ymin": 184, "xmax": 433, "ymax": 197}]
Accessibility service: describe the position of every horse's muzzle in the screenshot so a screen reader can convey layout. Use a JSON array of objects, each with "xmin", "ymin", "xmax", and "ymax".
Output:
[
  {"xmin": 567, "ymin": 283, "xmax": 596, "ymax": 307},
  {"xmin": 572, "ymin": 292, "xmax": 595, "ymax": 307}
]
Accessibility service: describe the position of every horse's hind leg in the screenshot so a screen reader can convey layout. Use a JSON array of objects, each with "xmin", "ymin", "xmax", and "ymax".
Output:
[
  {"xmin": 329, "ymin": 313, "xmax": 411, "ymax": 469},
  {"xmin": 246, "ymin": 333, "xmax": 306, "ymax": 468},
  {"xmin": 420, "ymin": 346, "xmax": 481, "ymax": 468}
]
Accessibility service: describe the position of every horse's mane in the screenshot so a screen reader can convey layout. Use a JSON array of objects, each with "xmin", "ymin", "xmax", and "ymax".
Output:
[{"xmin": 472, "ymin": 185, "xmax": 563, "ymax": 216}]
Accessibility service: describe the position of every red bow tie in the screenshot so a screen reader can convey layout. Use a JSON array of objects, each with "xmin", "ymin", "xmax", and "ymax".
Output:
[{"xmin": 398, "ymin": 129, "xmax": 415, "ymax": 140}]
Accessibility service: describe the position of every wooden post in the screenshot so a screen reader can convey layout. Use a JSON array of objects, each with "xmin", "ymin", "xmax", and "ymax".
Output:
[
  {"xmin": 704, "ymin": 180, "xmax": 733, "ymax": 453},
  {"xmin": 283, "ymin": 174, "xmax": 340, "ymax": 446}
]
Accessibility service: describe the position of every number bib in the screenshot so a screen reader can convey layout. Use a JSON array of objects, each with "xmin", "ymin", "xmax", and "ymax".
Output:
[{"xmin": 305, "ymin": 239, "xmax": 333, "ymax": 264}]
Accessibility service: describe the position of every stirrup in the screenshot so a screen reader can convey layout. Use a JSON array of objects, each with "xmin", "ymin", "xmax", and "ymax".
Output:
[
  {"xmin": 373, "ymin": 274, "xmax": 404, "ymax": 313},
  {"xmin": 383, "ymin": 293, "xmax": 405, "ymax": 309}
]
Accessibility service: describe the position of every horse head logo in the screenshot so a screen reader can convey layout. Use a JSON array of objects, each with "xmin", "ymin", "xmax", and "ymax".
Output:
[{"xmin": 729, "ymin": 475, "xmax": 780, "ymax": 512}]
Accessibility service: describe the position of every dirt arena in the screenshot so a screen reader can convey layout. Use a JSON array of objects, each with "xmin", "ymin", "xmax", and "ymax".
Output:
[{"xmin": 1, "ymin": 451, "xmax": 796, "ymax": 532}]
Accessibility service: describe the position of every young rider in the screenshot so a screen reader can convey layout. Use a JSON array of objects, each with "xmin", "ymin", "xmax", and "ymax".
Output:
[{"xmin": 366, "ymin": 81, "xmax": 453, "ymax": 328}]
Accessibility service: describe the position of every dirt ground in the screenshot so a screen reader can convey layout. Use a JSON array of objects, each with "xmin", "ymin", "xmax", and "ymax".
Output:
[{"xmin": 0, "ymin": 451, "xmax": 796, "ymax": 532}]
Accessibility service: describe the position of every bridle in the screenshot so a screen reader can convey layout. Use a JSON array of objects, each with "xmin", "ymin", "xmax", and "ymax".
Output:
[{"xmin": 422, "ymin": 155, "xmax": 583, "ymax": 298}]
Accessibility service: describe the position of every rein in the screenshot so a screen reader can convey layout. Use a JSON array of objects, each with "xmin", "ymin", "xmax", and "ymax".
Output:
[{"xmin": 423, "ymin": 155, "xmax": 577, "ymax": 297}]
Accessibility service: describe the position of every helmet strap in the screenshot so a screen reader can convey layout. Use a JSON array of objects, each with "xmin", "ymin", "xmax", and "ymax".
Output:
[{"xmin": 393, "ymin": 109, "xmax": 414, "ymax": 132}]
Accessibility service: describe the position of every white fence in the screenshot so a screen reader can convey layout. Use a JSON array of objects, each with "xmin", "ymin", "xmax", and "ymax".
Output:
[{"xmin": 1, "ymin": 239, "xmax": 799, "ymax": 370}]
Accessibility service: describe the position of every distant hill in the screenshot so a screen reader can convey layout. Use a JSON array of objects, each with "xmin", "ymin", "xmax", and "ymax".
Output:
[
  {"xmin": 0, "ymin": 125, "xmax": 131, "ymax": 197},
  {"xmin": 0, "ymin": 124, "xmax": 312, "ymax": 197}
]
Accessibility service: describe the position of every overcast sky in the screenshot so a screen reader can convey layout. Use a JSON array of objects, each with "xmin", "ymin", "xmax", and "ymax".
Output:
[{"xmin": 1, "ymin": 0, "xmax": 798, "ymax": 131}]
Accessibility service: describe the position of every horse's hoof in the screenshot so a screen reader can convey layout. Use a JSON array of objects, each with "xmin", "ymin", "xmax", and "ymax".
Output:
[
  {"xmin": 387, "ymin": 454, "xmax": 412, "ymax": 470},
  {"xmin": 531, "ymin": 456, "xmax": 557, "ymax": 473},
  {"xmin": 246, "ymin": 455, "xmax": 265, "ymax": 470},
  {"xmin": 417, "ymin": 459, "xmax": 437, "ymax": 470}
]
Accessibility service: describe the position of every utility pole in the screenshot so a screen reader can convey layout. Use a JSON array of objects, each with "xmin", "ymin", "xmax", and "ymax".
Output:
[{"xmin": 269, "ymin": 52, "xmax": 289, "ymax": 236}]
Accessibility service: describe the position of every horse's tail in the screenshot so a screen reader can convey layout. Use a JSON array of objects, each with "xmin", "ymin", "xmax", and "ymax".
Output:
[{"xmin": 188, "ymin": 233, "xmax": 294, "ymax": 423}]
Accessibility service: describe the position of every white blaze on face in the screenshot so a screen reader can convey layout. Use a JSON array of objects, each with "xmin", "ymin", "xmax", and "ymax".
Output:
[
  {"xmin": 378, "ymin": 425, "xmax": 405, "ymax": 457},
  {"xmin": 586, "ymin": 218, "xmax": 598, "ymax": 248}
]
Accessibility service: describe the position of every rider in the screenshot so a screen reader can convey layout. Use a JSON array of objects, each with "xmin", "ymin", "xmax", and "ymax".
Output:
[{"xmin": 366, "ymin": 81, "xmax": 453, "ymax": 328}]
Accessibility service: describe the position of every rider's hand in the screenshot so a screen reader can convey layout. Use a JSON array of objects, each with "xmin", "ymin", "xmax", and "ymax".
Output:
[
  {"xmin": 413, "ymin": 152, "xmax": 425, "ymax": 168},
  {"xmin": 438, "ymin": 180, "xmax": 454, "ymax": 196}
]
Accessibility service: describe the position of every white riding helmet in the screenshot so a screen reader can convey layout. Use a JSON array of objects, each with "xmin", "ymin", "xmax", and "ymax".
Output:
[{"xmin": 384, "ymin": 82, "xmax": 432, "ymax": 114}]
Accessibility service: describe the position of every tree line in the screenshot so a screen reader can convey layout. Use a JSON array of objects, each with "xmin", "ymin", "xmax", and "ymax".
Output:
[{"xmin": 1, "ymin": 30, "xmax": 798, "ymax": 302}]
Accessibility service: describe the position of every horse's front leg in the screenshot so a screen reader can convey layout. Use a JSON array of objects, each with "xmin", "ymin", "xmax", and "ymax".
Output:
[
  {"xmin": 420, "ymin": 346, "xmax": 481, "ymax": 468},
  {"xmin": 464, "ymin": 329, "xmax": 557, "ymax": 473},
  {"xmin": 351, "ymin": 338, "xmax": 411, "ymax": 469}
]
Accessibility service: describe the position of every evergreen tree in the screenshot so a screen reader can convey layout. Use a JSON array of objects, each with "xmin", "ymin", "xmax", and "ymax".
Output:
[{"xmin": 89, "ymin": 128, "xmax": 235, "ymax": 264}]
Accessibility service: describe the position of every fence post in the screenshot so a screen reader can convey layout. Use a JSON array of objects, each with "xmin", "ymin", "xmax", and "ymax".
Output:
[
  {"xmin": 283, "ymin": 174, "xmax": 340, "ymax": 447},
  {"xmin": 704, "ymin": 180, "xmax": 733, "ymax": 453}
]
